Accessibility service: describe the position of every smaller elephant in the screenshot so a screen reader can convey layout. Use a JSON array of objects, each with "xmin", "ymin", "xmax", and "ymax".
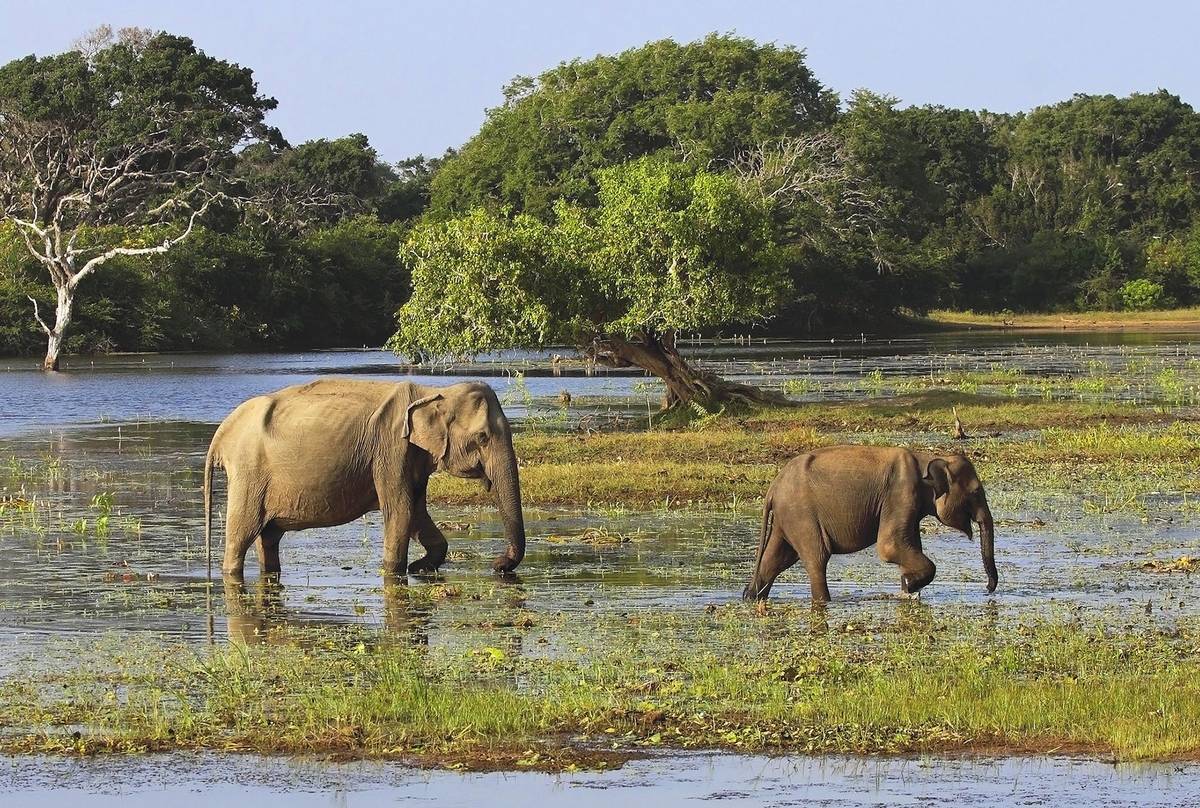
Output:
[{"xmin": 743, "ymin": 445, "xmax": 997, "ymax": 603}]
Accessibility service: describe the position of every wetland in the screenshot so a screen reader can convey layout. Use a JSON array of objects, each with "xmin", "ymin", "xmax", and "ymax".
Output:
[{"xmin": 1, "ymin": 331, "xmax": 1200, "ymax": 802}]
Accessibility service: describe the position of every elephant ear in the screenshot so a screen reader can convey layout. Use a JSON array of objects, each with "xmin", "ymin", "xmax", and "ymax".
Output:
[
  {"xmin": 923, "ymin": 458, "xmax": 953, "ymax": 499},
  {"xmin": 402, "ymin": 393, "xmax": 448, "ymax": 462}
]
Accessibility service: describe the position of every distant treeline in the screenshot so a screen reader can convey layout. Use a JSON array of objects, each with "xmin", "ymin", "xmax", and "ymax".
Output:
[{"xmin": 3, "ymin": 33, "xmax": 1200, "ymax": 357}]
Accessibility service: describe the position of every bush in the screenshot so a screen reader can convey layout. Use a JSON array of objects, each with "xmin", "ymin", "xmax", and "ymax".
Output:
[{"xmin": 1119, "ymin": 279, "xmax": 1169, "ymax": 311}]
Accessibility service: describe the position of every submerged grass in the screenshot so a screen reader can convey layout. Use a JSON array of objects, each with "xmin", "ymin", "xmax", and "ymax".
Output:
[{"xmin": 2, "ymin": 610, "xmax": 1197, "ymax": 767}]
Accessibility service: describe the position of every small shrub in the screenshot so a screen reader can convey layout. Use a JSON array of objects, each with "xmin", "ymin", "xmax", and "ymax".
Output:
[{"xmin": 1119, "ymin": 279, "xmax": 1168, "ymax": 311}]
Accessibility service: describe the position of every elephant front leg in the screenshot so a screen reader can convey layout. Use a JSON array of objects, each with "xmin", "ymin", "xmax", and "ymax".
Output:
[
  {"xmin": 408, "ymin": 511, "xmax": 448, "ymax": 574},
  {"xmin": 898, "ymin": 552, "xmax": 936, "ymax": 596},
  {"xmin": 878, "ymin": 521, "xmax": 936, "ymax": 597},
  {"xmin": 382, "ymin": 510, "xmax": 415, "ymax": 576},
  {"xmin": 375, "ymin": 460, "xmax": 417, "ymax": 577}
]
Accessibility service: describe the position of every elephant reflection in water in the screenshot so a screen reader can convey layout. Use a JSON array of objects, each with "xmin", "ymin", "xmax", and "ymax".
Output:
[
  {"xmin": 800, "ymin": 596, "xmax": 999, "ymax": 638},
  {"xmin": 220, "ymin": 573, "xmax": 535, "ymax": 672},
  {"xmin": 221, "ymin": 576, "xmax": 432, "ymax": 646}
]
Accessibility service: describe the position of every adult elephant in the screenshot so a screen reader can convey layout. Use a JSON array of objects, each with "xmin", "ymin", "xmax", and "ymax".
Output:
[
  {"xmin": 742, "ymin": 446, "xmax": 997, "ymax": 603},
  {"xmin": 203, "ymin": 379, "xmax": 526, "ymax": 579}
]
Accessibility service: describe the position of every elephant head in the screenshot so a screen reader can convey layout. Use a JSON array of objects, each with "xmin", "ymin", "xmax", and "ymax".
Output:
[
  {"xmin": 920, "ymin": 452, "xmax": 998, "ymax": 593},
  {"xmin": 404, "ymin": 382, "xmax": 526, "ymax": 573}
]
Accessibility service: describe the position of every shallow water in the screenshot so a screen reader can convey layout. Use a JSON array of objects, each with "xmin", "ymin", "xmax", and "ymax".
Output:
[
  {"xmin": 2, "ymin": 332, "xmax": 1199, "ymax": 802},
  {"xmin": 2, "ymin": 751, "xmax": 1197, "ymax": 807},
  {"xmin": 1, "ymin": 417, "xmax": 1197, "ymax": 660},
  {"xmin": 6, "ymin": 330, "xmax": 1200, "ymax": 434}
]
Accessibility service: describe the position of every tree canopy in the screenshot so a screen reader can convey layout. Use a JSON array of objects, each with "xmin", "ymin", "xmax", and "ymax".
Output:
[
  {"xmin": 0, "ymin": 29, "xmax": 281, "ymax": 367},
  {"xmin": 428, "ymin": 34, "xmax": 837, "ymax": 218}
]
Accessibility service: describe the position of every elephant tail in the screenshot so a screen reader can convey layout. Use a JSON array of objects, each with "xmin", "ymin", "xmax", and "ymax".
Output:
[
  {"xmin": 743, "ymin": 494, "xmax": 775, "ymax": 600},
  {"xmin": 203, "ymin": 443, "xmax": 217, "ymax": 584}
]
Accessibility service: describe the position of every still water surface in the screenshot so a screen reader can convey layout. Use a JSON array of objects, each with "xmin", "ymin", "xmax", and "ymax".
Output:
[
  {"xmin": 6, "ymin": 329, "xmax": 1200, "ymax": 433},
  {"xmin": 3, "ymin": 752, "xmax": 1199, "ymax": 807}
]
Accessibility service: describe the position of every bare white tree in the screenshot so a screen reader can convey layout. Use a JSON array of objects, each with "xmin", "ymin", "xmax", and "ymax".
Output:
[
  {"xmin": 0, "ymin": 104, "xmax": 237, "ymax": 369},
  {"xmin": 72, "ymin": 25, "xmax": 158, "ymax": 62},
  {"xmin": 0, "ymin": 25, "xmax": 302, "ymax": 370}
]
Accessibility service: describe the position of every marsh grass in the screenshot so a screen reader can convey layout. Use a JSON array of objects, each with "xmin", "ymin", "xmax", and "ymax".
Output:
[
  {"xmin": 428, "ymin": 393, "xmax": 1199, "ymax": 513},
  {"xmin": 2, "ymin": 611, "xmax": 1197, "ymax": 767}
]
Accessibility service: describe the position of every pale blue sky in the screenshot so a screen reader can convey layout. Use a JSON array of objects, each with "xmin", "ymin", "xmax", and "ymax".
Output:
[{"xmin": 1, "ymin": 1, "xmax": 1195, "ymax": 162}]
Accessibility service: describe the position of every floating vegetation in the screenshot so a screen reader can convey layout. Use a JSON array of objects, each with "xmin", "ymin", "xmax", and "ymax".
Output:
[
  {"xmin": 1140, "ymin": 556, "xmax": 1199, "ymax": 573},
  {"xmin": 0, "ymin": 492, "xmax": 33, "ymax": 513},
  {"xmin": 545, "ymin": 526, "xmax": 644, "ymax": 546},
  {"xmin": 435, "ymin": 520, "xmax": 476, "ymax": 532}
]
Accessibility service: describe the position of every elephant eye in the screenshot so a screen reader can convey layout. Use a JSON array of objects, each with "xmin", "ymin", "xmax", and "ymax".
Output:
[{"xmin": 477, "ymin": 431, "xmax": 489, "ymax": 446}]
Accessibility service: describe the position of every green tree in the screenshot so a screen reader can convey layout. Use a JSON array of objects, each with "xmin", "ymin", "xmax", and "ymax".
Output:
[
  {"xmin": 429, "ymin": 34, "xmax": 837, "ymax": 218},
  {"xmin": 238, "ymin": 133, "xmax": 399, "ymax": 222},
  {"xmin": 376, "ymin": 153, "xmax": 450, "ymax": 224},
  {"xmin": 296, "ymin": 216, "xmax": 408, "ymax": 346},
  {"xmin": 738, "ymin": 94, "xmax": 946, "ymax": 329},
  {"xmin": 1142, "ymin": 223, "xmax": 1200, "ymax": 304},
  {"xmin": 943, "ymin": 92, "xmax": 1200, "ymax": 312},
  {"xmin": 390, "ymin": 158, "xmax": 789, "ymax": 408}
]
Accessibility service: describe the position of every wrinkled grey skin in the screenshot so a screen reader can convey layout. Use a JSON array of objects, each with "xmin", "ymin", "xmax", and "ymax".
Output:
[
  {"xmin": 204, "ymin": 379, "xmax": 526, "ymax": 580},
  {"xmin": 742, "ymin": 445, "xmax": 997, "ymax": 603}
]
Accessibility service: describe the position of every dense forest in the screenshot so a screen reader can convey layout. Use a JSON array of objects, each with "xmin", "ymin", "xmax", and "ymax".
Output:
[{"xmin": 4, "ymin": 30, "xmax": 1200, "ymax": 361}]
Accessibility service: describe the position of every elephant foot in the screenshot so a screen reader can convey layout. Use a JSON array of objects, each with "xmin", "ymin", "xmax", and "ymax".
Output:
[
  {"xmin": 408, "ymin": 556, "xmax": 442, "ymax": 575},
  {"xmin": 492, "ymin": 554, "xmax": 521, "ymax": 574}
]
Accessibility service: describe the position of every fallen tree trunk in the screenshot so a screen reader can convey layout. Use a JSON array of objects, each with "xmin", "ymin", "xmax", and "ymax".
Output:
[{"xmin": 588, "ymin": 331, "xmax": 794, "ymax": 410}]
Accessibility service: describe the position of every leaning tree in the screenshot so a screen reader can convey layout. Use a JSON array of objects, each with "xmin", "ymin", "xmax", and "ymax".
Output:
[
  {"xmin": 390, "ymin": 158, "xmax": 796, "ymax": 410},
  {"xmin": 0, "ymin": 29, "xmax": 280, "ymax": 370}
]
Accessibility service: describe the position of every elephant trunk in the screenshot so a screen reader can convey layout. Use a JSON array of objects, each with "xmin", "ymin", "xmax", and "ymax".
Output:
[
  {"xmin": 976, "ymin": 503, "xmax": 998, "ymax": 593},
  {"xmin": 488, "ymin": 441, "xmax": 526, "ymax": 574}
]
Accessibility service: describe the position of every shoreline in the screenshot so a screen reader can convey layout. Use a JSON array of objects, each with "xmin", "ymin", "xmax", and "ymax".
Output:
[
  {"xmin": 920, "ymin": 308, "xmax": 1200, "ymax": 332},
  {"xmin": 8, "ymin": 309, "xmax": 1200, "ymax": 369}
]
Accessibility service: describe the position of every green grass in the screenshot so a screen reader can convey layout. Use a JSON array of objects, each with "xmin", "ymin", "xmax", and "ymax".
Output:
[
  {"xmin": 3, "ymin": 610, "xmax": 1198, "ymax": 766},
  {"xmin": 428, "ymin": 392, "xmax": 1198, "ymax": 511}
]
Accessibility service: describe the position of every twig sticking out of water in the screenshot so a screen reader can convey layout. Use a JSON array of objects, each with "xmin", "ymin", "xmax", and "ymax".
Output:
[{"xmin": 952, "ymin": 407, "xmax": 969, "ymax": 440}]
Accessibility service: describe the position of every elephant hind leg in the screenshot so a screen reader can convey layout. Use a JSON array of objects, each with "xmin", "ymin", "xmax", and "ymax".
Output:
[
  {"xmin": 743, "ymin": 527, "xmax": 799, "ymax": 601},
  {"xmin": 408, "ymin": 512, "xmax": 448, "ymax": 574},
  {"xmin": 803, "ymin": 553, "xmax": 832, "ymax": 604},
  {"xmin": 222, "ymin": 480, "xmax": 265, "ymax": 580},
  {"xmin": 223, "ymin": 515, "xmax": 262, "ymax": 580},
  {"xmin": 256, "ymin": 521, "xmax": 285, "ymax": 576}
]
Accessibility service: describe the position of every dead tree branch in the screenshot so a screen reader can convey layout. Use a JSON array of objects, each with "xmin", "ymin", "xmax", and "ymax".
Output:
[{"xmin": 731, "ymin": 133, "xmax": 894, "ymax": 271}]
